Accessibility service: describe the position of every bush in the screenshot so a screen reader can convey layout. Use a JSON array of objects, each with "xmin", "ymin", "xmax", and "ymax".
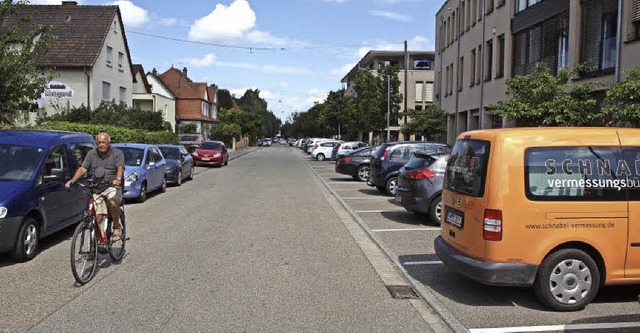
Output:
[{"xmin": 32, "ymin": 121, "xmax": 178, "ymax": 144}]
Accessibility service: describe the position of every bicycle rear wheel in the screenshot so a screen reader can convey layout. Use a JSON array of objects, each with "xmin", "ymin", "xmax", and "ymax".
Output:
[
  {"xmin": 70, "ymin": 222, "xmax": 98, "ymax": 285},
  {"xmin": 109, "ymin": 209, "xmax": 126, "ymax": 261}
]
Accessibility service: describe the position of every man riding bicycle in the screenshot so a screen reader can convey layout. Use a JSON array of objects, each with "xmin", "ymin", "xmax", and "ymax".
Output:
[{"xmin": 66, "ymin": 132, "xmax": 125, "ymax": 241}]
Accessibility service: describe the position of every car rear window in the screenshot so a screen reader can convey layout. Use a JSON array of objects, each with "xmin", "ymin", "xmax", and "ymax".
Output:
[
  {"xmin": 179, "ymin": 135, "xmax": 198, "ymax": 141},
  {"xmin": 444, "ymin": 139, "xmax": 490, "ymax": 197},
  {"xmin": 525, "ymin": 146, "xmax": 626, "ymax": 201},
  {"xmin": 159, "ymin": 147, "xmax": 179, "ymax": 160}
]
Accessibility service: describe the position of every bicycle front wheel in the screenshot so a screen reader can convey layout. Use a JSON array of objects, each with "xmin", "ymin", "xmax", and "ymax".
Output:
[
  {"xmin": 109, "ymin": 209, "xmax": 126, "ymax": 261},
  {"xmin": 70, "ymin": 222, "xmax": 98, "ymax": 285}
]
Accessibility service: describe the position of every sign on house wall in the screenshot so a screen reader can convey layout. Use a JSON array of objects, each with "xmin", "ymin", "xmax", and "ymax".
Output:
[{"xmin": 43, "ymin": 81, "xmax": 75, "ymax": 98}]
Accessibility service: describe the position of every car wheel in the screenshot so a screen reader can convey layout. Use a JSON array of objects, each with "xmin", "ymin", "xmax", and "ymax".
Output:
[
  {"xmin": 161, "ymin": 177, "xmax": 167, "ymax": 193},
  {"xmin": 355, "ymin": 165, "xmax": 370, "ymax": 182},
  {"xmin": 176, "ymin": 170, "xmax": 183, "ymax": 186},
  {"xmin": 533, "ymin": 249, "xmax": 600, "ymax": 311},
  {"xmin": 385, "ymin": 177, "xmax": 397, "ymax": 196},
  {"xmin": 317, "ymin": 154, "xmax": 325, "ymax": 161},
  {"xmin": 224, "ymin": 157, "xmax": 228, "ymax": 166},
  {"xmin": 428, "ymin": 196, "xmax": 442, "ymax": 225},
  {"xmin": 137, "ymin": 183, "xmax": 147, "ymax": 203},
  {"xmin": 12, "ymin": 217, "xmax": 39, "ymax": 262}
]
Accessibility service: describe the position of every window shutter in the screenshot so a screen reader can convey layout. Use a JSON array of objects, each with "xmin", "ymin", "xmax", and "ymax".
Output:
[{"xmin": 634, "ymin": 0, "xmax": 640, "ymax": 22}]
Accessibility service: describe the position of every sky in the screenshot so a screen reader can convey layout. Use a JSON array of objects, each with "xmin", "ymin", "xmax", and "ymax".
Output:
[{"xmin": 28, "ymin": 0, "xmax": 441, "ymax": 122}]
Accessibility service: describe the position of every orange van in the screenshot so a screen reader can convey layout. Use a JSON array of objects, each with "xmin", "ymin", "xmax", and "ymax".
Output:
[{"xmin": 435, "ymin": 127, "xmax": 640, "ymax": 311}]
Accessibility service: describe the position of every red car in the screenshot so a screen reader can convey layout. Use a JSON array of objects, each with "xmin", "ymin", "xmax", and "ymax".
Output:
[{"xmin": 192, "ymin": 141, "xmax": 229, "ymax": 167}]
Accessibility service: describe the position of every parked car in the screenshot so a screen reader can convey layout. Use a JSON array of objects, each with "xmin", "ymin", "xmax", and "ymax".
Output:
[
  {"xmin": 178, "ymin": 134, "xmax": 206, "ymax": 153},
  {"xmin": 192, "ymin": 141, "xmax": 229, "ymax": 167},
  {"xmin": 311, "ymin": 140, "xmax": 342, "ymax": 161},
  {"xmin": 394, "ymin": 151, "xmax": 449, "ymax": 224},
  {"xmin": 0, "ymin": 130, "xmax": 95, "ymax": 261},
  {"xmin": 368, "ymin": 141, "xmax": 449, "ymax": 196},
  {"xmin": 335, "ymin": 146, "xmax": 377, "ymax": 181},
  {"xmin": 158, "ymin": 144, "xmax": 194, "ymax": 186},
  {"xmin": 332, "ymin": 141, "xmax": 369, "ymax": 160},
  {"xmin": 112, "ymin": 143, "xmax": 167, "ymax": 203}
]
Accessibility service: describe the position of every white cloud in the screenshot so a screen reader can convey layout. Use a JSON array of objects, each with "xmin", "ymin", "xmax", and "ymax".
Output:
[
  {"xmin": 330, "ymin": 62, "xmax": 357, "ymax": 78},
  {"xmin": 369, "ymin": 10, "xmax": 412, "ymax": 22},
  {"xmin": 108, "ymin": 0, "xmax": 149, "ymax": 28},
  {"xmin": 185, "ymin": 53, "xmax": 218, "ymax": 68},
  {"xmin": 188, "ymin": 0, "xmax": 256, "ymax": 43},
  {"xmin": 157, "ymin": 17, "xmax": 177, "ymax": 27}
]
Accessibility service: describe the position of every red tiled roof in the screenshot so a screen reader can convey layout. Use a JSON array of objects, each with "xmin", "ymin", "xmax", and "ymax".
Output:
[
  {"xmin": 1, "ymin": 3, "xmax": 132, "ymax": 69},
  {"xmin": 158, "ymin": 67, "xmax": 209, "ymax": 100}
]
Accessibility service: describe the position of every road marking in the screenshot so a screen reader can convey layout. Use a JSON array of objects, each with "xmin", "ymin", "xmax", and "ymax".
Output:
[
  {"xmin": 324, "ymin": 181, "xmax": 367, "ymax": 184},
  {"xmin": 469, "ymin": 321, "xmax": 640, "ymax": 333},
  {"xmin": 354, "ymin": 209, "xmax": 406, "ymax": 213},
  {"xmin": 342, "ymin": 197, "xmax": 392, "ymax": 200},
  {"xmin": 372, "ymin": 227, "xmax": 440, "ymax": 232},
  {"xmin": 403, "ymin": 261, "xmax": 444, "ymax": 266}
]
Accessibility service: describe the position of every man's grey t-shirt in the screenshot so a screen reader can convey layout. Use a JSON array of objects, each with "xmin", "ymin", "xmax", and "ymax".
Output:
[{"xmin": 81, "ymin": 147, "xmax": 125, "ymax": 181}]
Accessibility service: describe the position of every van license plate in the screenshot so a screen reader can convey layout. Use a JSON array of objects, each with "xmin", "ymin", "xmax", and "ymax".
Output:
[{"xmin": 444, "ymin": 206, "xmax": 464, "ymax": 228}]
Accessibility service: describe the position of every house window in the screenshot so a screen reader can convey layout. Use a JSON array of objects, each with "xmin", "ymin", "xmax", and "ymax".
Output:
[
  {"xmin": 476, "ymin": 44, "xmax": 482, "ymax": 84},
  {"xmin": 415, "ymin": 82, "xmax": 424, "ymax": 102},
  {"xmin": 634, "ymin": 0, "xmax": 640, "ymax": 39},
  {"xmin": 581, "ymin": 0, "xmax": 618, "ymax": 71},
  {"xmin": 449, "ymin": 63, "xmax": 454, "ymax": 95},
  {"xmin": 458, "ymin": 56, "xmax": 464, "ymax": 91},
  {"xmin": 485, "ymin": 0, "xmax": 493, "ymax": 15},
  {"xmin": 102, "ymin": 81, "xmax": 111, "ymax": 102},
  {"xmin": 512, "ymin": 12, "xmax": 569, "ymax": 76},
  {"xmin": 496, "ymin": 34, "xmax": 505, "ymax": 78},
  {"xmin": 516, "ymin": 0, "xmax": 541, "ymax": 13},
  {"xmin": 119, "ymin": 87, "xmax": 126, "ymax": 104},
  {"xmin": 106, "ymin": 46, "xmax": 112, "ymax": 67},
  {"xmin": 470, "ymin": 48, "xmax": 476, "ymax": 86},
  {"xmin": 425, "ymin": 83, "xmax": 434, "ymax": 102},
  {"xmin": 461, "ymin": 1, "xmax": 466, "ymax": 35},
  {"xmin": 477, "ymin": 0, "xmax": 482, "ymax": 21},
  {"xmin": 485, "ymin": 39, "xmax": 493, "ymax": 81},
  {"xmin": 118, "ymin": 52, "xmax": 124, "ymax": 71},
  {"xmin": 414, "ymin": 59, "xmax": 431, "ymax": 70},
  {"xmin": 445, "ymin": 66, "xmax": 450, "ymax": 97}
]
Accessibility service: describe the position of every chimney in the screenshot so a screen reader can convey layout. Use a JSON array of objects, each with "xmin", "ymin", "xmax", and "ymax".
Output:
[
  {"xmin": 182, "ymin": 67, "xmax": 188, "ymax": 77},
  {"xmin": 152, "ymin": 68, "xmax": 157, "ymax": 75},
  {"xmin": 62, "ymin": 1, "xmax": 78, "ymax": 5}
]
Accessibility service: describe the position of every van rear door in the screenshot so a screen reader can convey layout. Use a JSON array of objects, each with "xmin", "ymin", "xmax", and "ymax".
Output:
[
  {"xmin": 441, "ymin": 137, "xmax": 492, "ymax": 259},
  {"xmin": 619, "ymin": 134, "xmax": 640, "ymax": 277}
]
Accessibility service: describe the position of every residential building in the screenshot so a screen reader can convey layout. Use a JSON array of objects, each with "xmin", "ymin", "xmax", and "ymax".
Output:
[
  {"xmin": 1, "ymin": 1, "xmax": 134, "ymax": 121},
  {"xmin": 157, "ymin": 67, "xmax": 217, "ymax": 134},
  {"xmin": 132, "ymin": 65, "xmax": 177, "ymax": 131},
  {"xmin": 341, "ymin": 50, "xmax": 436, "ymax": 144},
  {"xmin": 436, "ymin": 0, "xmax": 640, "ymax": 144}
]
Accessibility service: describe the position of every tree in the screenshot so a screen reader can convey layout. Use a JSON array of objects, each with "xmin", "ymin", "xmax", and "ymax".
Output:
[
  {"xmin": 0, "ymin": 0, "xmax": 56, "ymax": 125},
  {"xmin": 605, "ymin": 67, "xmax": 640, "ymax": 126},
  {"xmin": 486, "ymin": 63, "xmax": 604, "ymax": 127},
  {"xmin": 401, "ymin": 105, "xmax": 447, "ymax": 142},
  {"xmin": 217, "ymin": 89, "xmax": 236, "ymax": 110}
]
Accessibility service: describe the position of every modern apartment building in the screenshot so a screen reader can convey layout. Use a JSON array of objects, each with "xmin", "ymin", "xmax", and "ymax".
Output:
[
  {"xmin": 341, "ymin": 50, "xmax": 436, "ymax": 143},
  {"xmin": 436, "ymin": 0, "xmax": 640, "ymax": 144}
]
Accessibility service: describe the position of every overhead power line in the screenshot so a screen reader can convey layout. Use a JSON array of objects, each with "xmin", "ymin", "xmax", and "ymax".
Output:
[{"xmin": 128, "ymin": 30, "xmax": 404, "ymax": 51}]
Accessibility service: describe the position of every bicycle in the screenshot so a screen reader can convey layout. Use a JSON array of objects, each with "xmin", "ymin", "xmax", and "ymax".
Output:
[{"xmin": 70, "ymin": 179, "xmax": 127, "ymax": 285}]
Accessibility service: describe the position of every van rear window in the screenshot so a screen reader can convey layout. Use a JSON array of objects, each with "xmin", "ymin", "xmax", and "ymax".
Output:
[
  {"xmin": 525, "ymin": 146, "xmax": 626, "ymax": 201},
  {"xmin": 444, "ymin": 139, "xmax": 490, "ymax": 197}
]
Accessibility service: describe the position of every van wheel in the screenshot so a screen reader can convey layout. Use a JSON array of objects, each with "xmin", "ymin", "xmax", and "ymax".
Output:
[
  {"xmin": 533, "ymin": 249, "xmax": 600, "ymax": 311},
  {"xmin": 385, "ymin": 177, "xmax": 397, "ymax": 196},
  {"xmin": 428, "ymin": 196, "xmax": 442, "ymax": 225},
  {"xmin": 12, "ymin": 217, "xmax": 39, "ymax": 262}
]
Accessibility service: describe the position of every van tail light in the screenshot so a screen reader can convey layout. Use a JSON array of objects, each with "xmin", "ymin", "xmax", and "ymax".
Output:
[
  {"xmin": 380, "ymin": 147, "xmax": 390, "ymax": 160},
  {"xmin": 407, "ymin": 169, "xmax": 436, "ymax": 180},
  {"xmin": 340, "ymin": 157, "xmax": 350, "ymax": 163},
  {"xmin": 483, "ymin": 209, "xmax": 502, "ymax": 241}
]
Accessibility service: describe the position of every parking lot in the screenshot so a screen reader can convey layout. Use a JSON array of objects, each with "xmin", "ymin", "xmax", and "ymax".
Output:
[{"xmin": 302, "ymin": 148, "xmax": 640, "ymax": 333}]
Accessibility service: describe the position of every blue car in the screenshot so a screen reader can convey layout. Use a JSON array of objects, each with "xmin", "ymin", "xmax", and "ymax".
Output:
[
  {"xmin": 112, "ymin": 143, "xmax": 167, "ymax": 203},
  {"xmin": 0, "ymin": 130, "xmax": 95, "ymax": 261}
]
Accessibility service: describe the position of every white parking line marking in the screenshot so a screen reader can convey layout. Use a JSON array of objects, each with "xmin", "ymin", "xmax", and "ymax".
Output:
[
  {"xmin": 403, "ymin": 261, "xmax": 443, "ymax": 266},
  {"xmin": 372, "ymin": 228, "xmax": 440, "ymax": 232},
  {"xmin": 469, "ymin": 322, "xmax": 640, "ymax": 333},
  {"xmin": 342, "ymin": 197, "xmax": 392, "ymax": 200},
  {"xmin": 354, "ymin": 210, "xmax": 406, "ymax": 213},
  {"xmin": 325, "ymin": 182, "xmax": 368, "ymax": 185}
]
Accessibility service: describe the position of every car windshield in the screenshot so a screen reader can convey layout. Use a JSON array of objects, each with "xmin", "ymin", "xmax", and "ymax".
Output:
[
  {"xmin": 120, "ymin": 147, "xmax": 145, "ymax": 166},
  {"xmin": 159, "ymin": 147, "xmax": 180, "ymax": 160},
  {"xmin": 0, "ymin": 144, "xmax": 44, "ymax": 181},
  {"xmin": 200, "ymin": 142, "xmax": 222, "ymax": 150}
]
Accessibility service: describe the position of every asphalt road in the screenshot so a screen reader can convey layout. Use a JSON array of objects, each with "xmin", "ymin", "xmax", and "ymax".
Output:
[{"xmin": 0, "ymin": 145, "xmax": 449, "ymax": 332}]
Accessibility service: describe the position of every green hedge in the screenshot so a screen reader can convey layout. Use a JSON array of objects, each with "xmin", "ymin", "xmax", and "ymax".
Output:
[{"xmin": 30, "ymin": 121, "xmax": 178, "ymax": 145}]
